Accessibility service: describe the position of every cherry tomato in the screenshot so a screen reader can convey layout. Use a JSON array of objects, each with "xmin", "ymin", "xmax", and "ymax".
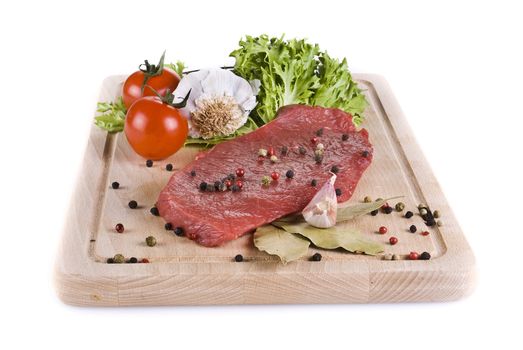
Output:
[
  {"xmin": 122, "ymin": 67, "xmax": 180, "ymax": 109},
  {"xmin": 124, "ymin": 96, "xmax": 188, "ymax": 160}
]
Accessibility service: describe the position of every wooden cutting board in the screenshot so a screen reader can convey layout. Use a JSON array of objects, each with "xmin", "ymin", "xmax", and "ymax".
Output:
[{"xmin": 54, "ymin": 74, "xmax": 475, "ymax": 306}]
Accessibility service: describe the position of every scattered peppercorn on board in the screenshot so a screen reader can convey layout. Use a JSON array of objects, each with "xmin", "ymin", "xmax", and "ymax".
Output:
[{"xmin": 54, "ymin": 74, "xmax": 475, "ymax": 306}]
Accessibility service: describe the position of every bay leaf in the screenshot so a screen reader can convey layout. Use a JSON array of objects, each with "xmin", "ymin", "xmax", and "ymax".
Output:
[
  {"xmin": 277, "ymin": 222, "xmax": 384, "ymax": 256},
  {"xmin": 253, "ymin": 225, "xmax": 310, "ymax": 264},
  {"xmin": 336, "ymin": 196, "xmax": 402, "ymax": 222}
]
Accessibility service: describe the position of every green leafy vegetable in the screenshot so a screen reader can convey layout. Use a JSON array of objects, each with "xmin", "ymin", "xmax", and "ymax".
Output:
[
  {"xmin": 274, "ymin": 221, "xmax": 384, "ymax": 256},
  {"xmin": 230, "ymin": 34, "xmax": 367, "ymax": 126},
  {"xmin": 94, "ymin": 97, "xmax": 127, "ymax": 132},
  {"xmin": 165, "ymin": 60, "xmax": 186, "ymax": 77},
  {"xmin": 337, "ymin": 197, "xmax": 402, "ymax": 222},
  {"xmin": 254, "ymin": 225, "xmax": 310, "ymax": 264}
]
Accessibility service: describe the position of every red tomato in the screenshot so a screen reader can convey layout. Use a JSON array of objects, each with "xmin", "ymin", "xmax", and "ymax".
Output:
[
  {"xmin": 122, "ymin": 67, "xmax": 180, "ymax": 109},
  {"xmin": 124, "ymin": 96, "xmax": 188, "ymax": 160}
]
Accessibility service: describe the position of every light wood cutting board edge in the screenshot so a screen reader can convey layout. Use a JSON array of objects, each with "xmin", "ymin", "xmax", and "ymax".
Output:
[{"xmin": 54, "ymin": 74, "xmax": 476, "ymax": 306}]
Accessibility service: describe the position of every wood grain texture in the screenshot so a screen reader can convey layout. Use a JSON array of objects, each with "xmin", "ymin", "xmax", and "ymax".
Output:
[{"xmin": 54, "ymin": 74, "xmax": 476, "ymax": 306}]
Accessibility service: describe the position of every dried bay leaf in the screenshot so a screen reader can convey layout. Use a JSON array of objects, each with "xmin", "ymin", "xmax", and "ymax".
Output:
[
  {"xmin": 276, "ymin": 222, "xmax": 384, "ymax": 256},
  {"xmin": 336, "ymin": 196, "xmax": 402, "ymax": 222},
  {"xmin": 253, "ymin": 225, "xmax": 310, "ymax": 264}
]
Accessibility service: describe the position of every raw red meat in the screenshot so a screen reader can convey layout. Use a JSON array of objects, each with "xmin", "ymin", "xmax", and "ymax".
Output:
[{"xmin": 157, "ymin": 105, "xmax": 373, "ymax": 247}]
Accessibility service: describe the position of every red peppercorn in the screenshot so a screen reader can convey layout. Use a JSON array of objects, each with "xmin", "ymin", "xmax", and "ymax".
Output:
[
  {"xmin": 421, "ymin": 231, "xmax": 430, "ymax": 236},
  {"xmin": 379, "ymin": 226, "xmax": 388, "ymax": 234},
  {"xmin": 389, "ymin": 236, "xmax": 398, "ymax": 245},
  {"xmin": 225, "ymin": 179, "xmax": 232, "ymax": 188},
  {"xmin": 267, "ymin": 146, "xmax": 275, "ymax": 156},
  {"xmin": 271, "ymin": 171, "xmax": 280, "ymax": 180},
  {"xmin": 409, "ymin": 252, "xmax": 419, "ymax": 260},
  {"xmin": 236, "ymin": 180, "xmax": 243, "ymax": 189},
  {"xmin": 236, "ymin": 168, "xmax": 245, "ymax": 177},
  {"xmin": 141, "ymin": 258, "xmax": 150, "ymax": 263},
  {"xmin": 381, "ymin": 203, "xmax": 390, "ymax": 209},
  {"xmin": 311, "ymin": 136, "xmax": 319, "ymax": 144},
  {"xmin": 115, "ymin": 223, "xmax": 124, "ymax": 233}
]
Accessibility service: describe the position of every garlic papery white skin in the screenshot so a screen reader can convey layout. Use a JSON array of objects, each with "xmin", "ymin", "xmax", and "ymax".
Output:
[
  {"xmin": 173, "ymin": 68, "xmax": 258, "ymax": 139},
  {"xmin": 302, "ymin": 174, "xmax": 338, "ymax": 228}
]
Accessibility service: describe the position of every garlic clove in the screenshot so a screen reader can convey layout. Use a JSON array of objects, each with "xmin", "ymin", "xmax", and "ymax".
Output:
[{"xmin": 302, "ymin": 175, "xmax": 338, "ymax": 228}]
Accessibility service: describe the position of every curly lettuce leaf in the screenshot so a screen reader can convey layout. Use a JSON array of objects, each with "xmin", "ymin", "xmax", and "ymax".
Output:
[
  {"xmin": 165, "ymin": 60, "xmax": 186, "ymax": 77},
  {"xmin": 94, "ymin": 97, "xmax": 127, "ymax": 132},
  {"xmin": 230, "ymin": 35, "xmax": 367, "ymax": 126}
]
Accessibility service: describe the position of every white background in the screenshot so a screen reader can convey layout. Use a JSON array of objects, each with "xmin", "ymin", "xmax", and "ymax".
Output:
[{"xmin": 1, "ymin": 0, "xmax": 522, "ymax": 349}]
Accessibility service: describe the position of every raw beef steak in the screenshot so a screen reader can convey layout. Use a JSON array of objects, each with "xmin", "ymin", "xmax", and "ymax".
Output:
[{"xmin": 157, "ymin": 105, "xmax": 373, "ymax": 247}]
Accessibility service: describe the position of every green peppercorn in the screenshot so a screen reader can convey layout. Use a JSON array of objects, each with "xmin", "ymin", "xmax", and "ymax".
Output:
[
  {"xmin": 433, "ymin": 210, "xmax": 441, "ymax": 218},
  {"xmin": 364, "ymin": 196, "xmax": 372, "ymax": 203},
  {"xmin": 146, "ymin": 236, "xmax": 157, "ymax": 247},
  {"xmin": 420, "ymin": 208, "xmax": 428, "ymax": 216},
  {"xmin": 418, "ymin": 203, "xmax": 426, "ymax": 209},
  {"xmin": 258, "ymin": 148, "xmax": 268, "ymax": 157},
  {"xmin": 395, "ymin": 202, "xmax": 405, "ymax": 211},
  {"xmin": 437, "ymin": 220, "xmax": 443, "ymax": 227},
  {"xmin": 113, "ymin": 254, "xmax": 125, "ymax": 264},
  {"xmin": 270, "ymin": 155, "xmax": 278, "ymax": 163},
  {"xmin": 261, "ymin": 175, "xmax": 271, "ymax": 186},
  {"xmin": 299, "ymin": 146, "xmax": 307, "ymax": 155}
]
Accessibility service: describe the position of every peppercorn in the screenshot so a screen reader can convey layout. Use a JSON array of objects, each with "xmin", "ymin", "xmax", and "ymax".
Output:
[
  {"xmin": 111, "ymin": 181, "xmax": 120, "ymax": 189},
  {"xmin": 392, "ymin": 254, "xmax": 400, "ymax": 260},
  {"xmin": 405, "ymin": 211, "xmax": 414, "ymax": 219},
  {"xmin": 270, "ymin": 155, "xmax": 278, "ymax": 163},
  {"xmin": 314, "ymin": 149, "xmax": 324, "ymax": 157},
  {"xmin": 315, "ymin": 128, "xmax": 324, "ymax": 136},
  {"xmin": 106, "ymin": 258, "xmax": 114, "ymax": 264},
  {"xmin": 299, "ymin": 146, "xmax": 307, "ymax": 155},
  {"xmin": 174, "ymin": 227, "xmax": 184, "ymax": 236},
  {"xmin": 421, "ymin": 231, "xmax": 430, "ymax": 236},
  {"xmin": 420, "ymin": 208, "xmax": 428, "ymax": 216},
  {"xmin": 271, "ymin": 171, "xmax": 280, "ymax": 181},
  {"xmin": 141, "ymin": 258, "xmax": 150, "ymax": 263},
  {"xmin": 115, "ymin": 223, "xmax": 124, "ymax": 233},
  {"xmin": 286, "ymin": 170, "xmax": 295, "ymax": 179},
  {"xmin": 128, "ymin": 200, "xmax": 138, "ymax": 209},
  {"xmin": 190, "ymin": 170, "xmax": 196, "ymax": 177},
  {"xmin": 395, "ymin": 202, "xmax": 405, "ymax": 211},
  {"xmin": 113, "ymin": 254, "xmax": 125, "ymax": 263},
  {"xmin": 199, "ymin": 182, "xmax": 208, "ymax": 191},
  {"xmin": 206, "ymin": 185, "xmax": 215, "ymax": 192},
  {"xmin": 418, "ymin": 203, "xmax": 426, "ymax": 210},
  {"xmin": 129, "ymin": 257, "xmax": 138, "ymax": 263},
  {"xmin": 335, "ymin": 188, "xmax": 342, "ymax": 196},
  {"xmin": 426, "ymin": 220, "xmax": 436, "ymax": 227},
  {"xmin": 419, "ymin": 252, "xmax": 431, "ymax": 260},
  {"xmin": 267, "ymin": 147, "xmax": 275, "ymax": 156},
  {"xmin": 408, "ymin": 252, "xmax": 419, "ymax": 260},
  {"xmin": 379, "ymin": 226, "xmax": 387, "ymax": 234},
  {"xmin": 236, "ymin": 180, "xmax": 243, "ymax": 189},
  {"xmin": 236, "ymin": 168, "xmax": 245, "ymax": 177},
  {"xmin": 364, "ymin": 196, "xmax": 372, "ymax": 203},
  {"xmin": 231, "ymin": 184, "xmax": 240, "ymax": 192},
  {"xmin": 316, "ymin": 143, "xmax": 325, "ymax": 151},
  {"xmin": 342, "ymin": 134, "xmax": 349, "ymax": 141},
  {"xmin": 217, "ymin": 182, "xmax": 226, "ymax": 191},
  {"xmin": 389, "ymin": 236, "xmax": 398, "ymax": 245},
  {"xmin": 409, "ymin": 225, "xmax": 417, "ymax": 233},
  {"xmin": 314, "ymin": 153, "xmax": 323, "ymax": 163},
  {"xmin": 258, "ymin": 148, "xmax": 268, "ymax": 157},
  {"xmin": 166, "ymin": 163, "xmax": 173, "ymax": 171},
  {"xmin": 150, "ymin": 207, "xmax": 160, "ymax": 216},
  {"xmin": 225, "ymin": 179, "xmax": 232, "ymax": 188},
  {"xmin": 146, "ymin": 236, "xmax": 157, "ymax": 247},
  {"xmin": 433, "ymin": 210, "xmax": 441, "ymax": 218},
  {"xmin": 280, "ymin": 146, "xmax": 288, "ymax": 155},
  {"xmin": 311, "ymin": 179, "xmax": 318, "ymax": 187},
  {"xmin": 370, "ymin": 209, "xmax": 379, "ymax": 216},
  {"xmin": 361, "ymin": 151, "xmax": 369, "ymax": 158},
  {"xmin": 214, "ymin": 181, "xmax": 222, "ymax": 190},
  {"xmin": 261, "ymin": 176, "xmax": 271, "ymax": 186},
  {"xmin": 165, "ymin": 223, "xmax": 173, "ymax": 230},
  {"xmin": 311, "ymin": 136, "xmax": 318, "ymax": 144},
  {"xmin": 311, "ymin": 253, "xmax": 322, "ymax": 261},
  {"xmin": 146, "ymin": 159, "xmax": 153, "ymax": 167},
  {"xmin": 382, "ymin": 206, "xmax": 393, "ymax": 214},
  {"xmin": 234, "ymin": 254, "xmax": 243, "ymax": 262},
  {"xmin": 437, "ymin": 220, "xmax": 443, "ymax": 227},
  {"xmin": 330, "ymin": 165, "xmax": 340, "ymax": 174},
  {"xmin": 228, "ymin": 173, "xmax": 236, "ymax": 180},
  {"xmin": 383, "ymin": 253, "xmax": 393, "ymax": 261}
]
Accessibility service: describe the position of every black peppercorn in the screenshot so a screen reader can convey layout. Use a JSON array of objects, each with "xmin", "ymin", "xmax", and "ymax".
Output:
[
  {"xmin": 383, "ymin": 206, "xmax": 393, "ymax": 214},
  {"xmin": 342, "ymin": 134, "xmax": 349, "ymax": 141},
  {"xmin": 174, "ymin": 227, "xmax": 184, "ymax": 236},
  {"xmin": 299, "ymin": 146, "xmax": 307, "ymax": 155},
  {"xmin": 165, "ymin": 223, "xmax": 173, "ymax": 230},
  {"xmin": 426, "ymin": 220, "xmax": 436, "ymax": 227},
  {"xmin": 234, "ymin": 254, "xmax": 243, "ymax": 262},
  {"xmin": 330, "ymin": 165, "xmax": 340, "ymax": 174},
  {"xmin": 111, "ymin": 181, "xmax": 120, "ymax": 189},
  {"xmin": 409, "ymin": 225, "xmax": 417, "ymax": 233},
  {"xmin": 314, "ymin": 154, "xmax": 323, "ymax": 163},
  {"xmin": 150, "ymin": 207, "xmax": 160, "ymax": 216},
  {"xmin": 190, "ymin": 170, "xmax": 196, "ymax": 177},
  {"xmin": 335, "ymin": 188, "xmax": 342, "ymax": 196},
  {"xmin": 315, "ymin": 128, "xmax": 324, "ymax": 137},
  {"xmin": 228, "ymin": 173, "xmax": 236, "ymax": 180},
  {"xmin": 311, "ymin": 179, "xmax": 318, "ymax": 187},
  {"xmin": 311, "ymin": 253, "xmax": 322, "ymax": 261},
  {"xmin": 231, "ymin": 184, "xmax": 240, "ymax": 192},
  {"xmin": 166, "ymin": 163, "xmax": 173, "ymax": 171},
  {"xmin": 106, "ymin": 258, "xmax": 114, "ymax": 264},
  {"xmin": 128, "ymin": 200, "xmax": 138, "ymax": 209},
  {"xmin": 285, "ymin": 170, "xmax": 295, "ymax": 179},
  {"xmin": 206, "ymin": 185, "xmax": 215, "ymax": 192},
  {"xmin": 362, "ymin": 151, "xmax": 369, "ymax": 158},
  {"xmin": 419, "ymin": 252, "xmax": 431, "ymax": 260},
  {"xmin": 281, "ymin": 146, "xmax": 288, "ymax": 155},
  {"xmin": 129, "ymin": 257, "xmax": 138, "ymax": 263},
  {"xmin": 214, "ymin": 181, "xmax": 222, "ymax": 190},
  {"xmin": 146, "ymin": 159, "xmax": 153, "ymax": 167},
  {"xmin": 370, "ymin": 209, "xmax": 379, "ymax": 216},
  {"xmin": 405, "ymin": 211, "xmax": 414, "ymax": 219},
  {"xmin": 199, "ymin": 182, "xmax": 208, "ymax": 191}
]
